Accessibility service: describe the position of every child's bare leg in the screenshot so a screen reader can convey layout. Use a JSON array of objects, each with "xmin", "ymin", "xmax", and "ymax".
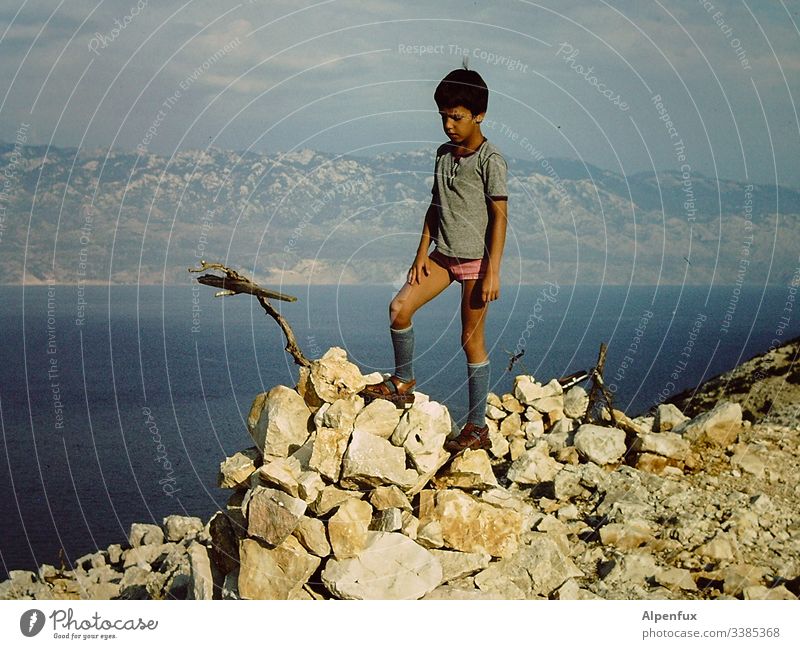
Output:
[
  {"xmin": 379, "ymin": 256, "xmax": 452, "ymax": 387},
  {"xmin": 459, "ymin": 279, "xmax": 489, "ymax": 363},
  {"xmin": 460, "ymin": 279, "xmax": 491, "ymax": 428},
  {"xmin": 389, "ymin": 256, "xmax": 452, "ymax": 329}
]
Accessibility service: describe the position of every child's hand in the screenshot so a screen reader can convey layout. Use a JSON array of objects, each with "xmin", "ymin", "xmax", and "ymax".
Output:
[
  {"xmin": 481, "ymin": 269, "xmax": 500, "ymax": 302},
  {"xmin": 408, "ymin": 254, "xmax": 430, "ymax": 285}
]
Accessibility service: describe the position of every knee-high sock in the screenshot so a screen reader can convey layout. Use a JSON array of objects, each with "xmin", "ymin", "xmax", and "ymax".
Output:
[
  {"xmin": 390, "ymin": 324, "xmax": 414, "ymax": 382},
  {"xmin": 466, "ymin": 358, "xmax": 490, "ymax": 426}
]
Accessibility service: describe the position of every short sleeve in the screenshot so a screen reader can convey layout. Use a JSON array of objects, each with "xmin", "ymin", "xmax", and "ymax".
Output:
[{"xmin": 483, "ymin": 152, "xmax": 508, "ymax": 199}]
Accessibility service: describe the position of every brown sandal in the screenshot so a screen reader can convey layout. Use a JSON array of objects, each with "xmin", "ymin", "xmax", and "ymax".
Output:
[
  {"xmin": 444, "ymin": 422, "xmax": 491, "ymax": 453},
  {"xmin": 361, "ymin": 375, "xmax": 416, "ymax": 407}
]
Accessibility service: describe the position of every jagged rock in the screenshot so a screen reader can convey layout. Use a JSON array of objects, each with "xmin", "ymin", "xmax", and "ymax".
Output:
[
  {"xmin": 696, "ymin": 533, "xmax": 736, "ymax": 561},
  {"xmin": 340, "ymin": 430, "xmax": 418, "ymax": 490},
  {"xmin": 501, "ymin": 394, "xmax": 525, "ymax": 413},
  {"xmin": 292, "ymin": 516, "xmax": 331, "ymax": 557},
  {"xmin": 553, "ymin": 464, "xmax": 589, "ymax": 501},
  {"xmin": 371, "ymin": 507, "xmax": 403, "ymax": 532},
  {"xmin": 730, "ymin": 443, "xmax": 765, "ymax": 478},
  {"xmin": 507, "ymin": 442, "xmax": 563, "ymax": 485},
  {"xmin": 238, "ymin": 535, "xmax": 320, "ymax": 599},
  {"xmin": 486, "ymin": 403, "xmax": 506, "ymax": 420},
  {"xmin": 310, "ymin": 485, "xmax": 363, "ymax": 516},
  {"xmin": 430, "ymin": 549, "xmax": 490, "ymax": 583},
  {"xmin": 128, "ymin": 523, "xmax": 164, "ymax": 548},
  {"xmin": 328, "ymin": 499, "xmax": 373, "ymax": 559},
  {"xmin": 674, "ymin": 401, "xmax": 742, "ymax": 446},
  {"xmin": 654, "ymin": 566, "xmax": 698, "ymax": 591},
  {"xmin": 488, "ymin": 424, "xmax": 511, "ymax": 458},
  {"xmin": 321, "ymin": 531, "xmax": 442, "ymax": 600},
  {"xmin": 574, "ymin": 424, "xmax": 626, "ymax": 465},
  {"xmin": 369, "ymin": 485, "xmax": 413, "ymax": 511},
  {"xmin": 654, "ymin": 403, "xmax": 689, "ymax": 432},
  {"xmin": 353, "ymin": 398, "xmax": 401, "ymax": 438},
  {"xmin": 391, "ymin": 400, "xmax": 451, "ymax": 474},
  {"xmin": 316, "ymin": 394, "xmax": 364, "ymax": 430},
  {"xmin": 523, "ymin": 418, "xmax": 545, "ymax": 442},
  {"xmin": 401, "ymin": 511, "xmax": 420, "ymax": 539},
  {"xmin": 474, "ymin": 532, "xmax": 583, "ymax": 597},
  {"xmin": 529, "ymin": 395, "xmax": 564, "ymax": 415},
  {"xmin": 163, "ymin": 515, "xmax": 204, "ymax": 543},
  {"xmin": 218, "ymin": 448, "xmax": 260, "ymax": 489},
  {"xmin": 254, "ymin": 456, "xmax": 303, "ymax": 496},
  {"xmin": 246, "ymin": 486, "xmax": 307, "ymax": 546},
  {"xmin": 307, "ymin": 347, "xmax": 368, "ymax": 403},
  {"xmin": 297, "ymin": 470, "xmax": 325, "ymax": 503},
  {"xmin": 107, "ymin": 544, "xmax": 123, "ymax": 564},
  {"xmin": 416, "ymin": 520, "xmax": 444, "ymax": 548},
  {"xmin": 635, "ymin": 453, "xmax": 670, "ymax": 475},
  {"xmin": 743, "ymin": 585, "xmax": 797, "ymax": 600},
  {"xmin": 309, "ymin": 427, "xmax": 350, "ymax": 482},
  {"xmin": 85, "ymin": 582, "xmax": 122, "ymax": 599},
  {"xmin": 187, "ymin": 542, "xmax": 213, "ymax": 600},
  {"xmin": 599, "ymin": 520, "xmax": 655, "ymax": 550},
  {"xmin": 563, "ymin": 386, "xmax": 589, "ymax": 419},
  {"xmin": 514, "ymin": 375, "xmax": 545, "ymax": 405},
  {"xmin": 499, "ymin": 412, "xmax": 522, "ymax": 437},
  {"xmin": 556, "ymin": 578, "xmax": 603, "ymax": 600},
  {"xmin": 433, "ymin": 449, "xmax": 498, "ymax": 490},
  {"xmin": 509, "ymin": 436, "xmax": 527, "ymax": 460},
  {"xmin": 247, "ymin": 385, "xmax": 312, "ymax": 456},
  {"xmin": 635, "ymin": 432, "xmax": 690, "ymax": 461},
  {"xmin": 75, "ymin": 551, "xmax": 106, "ymax": 571},
  {"xmin": 434, "ymin": 490, "xmax": 523, "ymax": 558}
]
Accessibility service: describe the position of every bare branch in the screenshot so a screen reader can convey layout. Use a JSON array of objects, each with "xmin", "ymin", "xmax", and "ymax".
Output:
[{"xmin": 188, "ymin": 260, "xmax": 310, "ymax": 367}]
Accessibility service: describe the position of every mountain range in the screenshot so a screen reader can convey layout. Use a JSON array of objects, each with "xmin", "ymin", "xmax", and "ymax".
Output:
[{"xmin": 2, "ymin": 142, "xmax": 798, "ymax": 286}]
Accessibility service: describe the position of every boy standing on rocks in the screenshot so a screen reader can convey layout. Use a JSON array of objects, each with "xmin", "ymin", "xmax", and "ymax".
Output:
[{"xmin": 363, "ymin": 66, "xmax": 509, "ymax": 453}]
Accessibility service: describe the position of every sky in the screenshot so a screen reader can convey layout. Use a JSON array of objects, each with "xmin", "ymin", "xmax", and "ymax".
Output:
[{"xmin": 1, "ymin": 0, "xmax": 799, "ymax": 188}]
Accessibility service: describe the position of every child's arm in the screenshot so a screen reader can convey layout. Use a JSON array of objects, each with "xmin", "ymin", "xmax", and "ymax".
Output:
[
  {"xmin": 408, "ymin": 201, "xmax": 438, "ymax": 285},
  {"xmin": 482, "ymin": 198, "xmax": 507, "ymax": 302}
]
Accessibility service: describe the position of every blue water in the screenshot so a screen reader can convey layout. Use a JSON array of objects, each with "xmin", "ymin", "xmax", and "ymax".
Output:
[{"xmin": 1, "ymin": 283, "xmax": 798, "ymax": 579}]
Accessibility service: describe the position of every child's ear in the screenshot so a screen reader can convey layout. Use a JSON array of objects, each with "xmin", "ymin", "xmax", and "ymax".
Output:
[{"xmin": 474, "ymin": 112, "xmax": 486, "ymax": 123}]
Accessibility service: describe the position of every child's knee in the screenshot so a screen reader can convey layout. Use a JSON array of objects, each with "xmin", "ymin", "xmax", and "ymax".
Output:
[{"xmin": 390, "ymin": 296, "xmax": 410, "ymax": 325}]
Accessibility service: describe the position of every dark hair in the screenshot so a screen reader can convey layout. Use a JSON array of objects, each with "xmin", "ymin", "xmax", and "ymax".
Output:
[{"xmin": 434, "ymin": 68, "xmax": 488, "ymax": 115}]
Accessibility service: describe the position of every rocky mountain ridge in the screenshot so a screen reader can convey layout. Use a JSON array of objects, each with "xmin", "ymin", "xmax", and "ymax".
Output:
[{"xmin": 2, "ymin": 143, "xmax": 799, "ymax": 285}]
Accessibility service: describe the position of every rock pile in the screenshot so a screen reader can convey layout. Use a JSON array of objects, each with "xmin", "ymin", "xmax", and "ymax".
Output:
[{"xmin": 2, "ymin": 346, "xmax": 798, "ymax": 600}]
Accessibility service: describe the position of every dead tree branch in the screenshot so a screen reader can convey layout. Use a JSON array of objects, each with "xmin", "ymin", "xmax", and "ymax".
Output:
[
  {"xmin": 188, "ymin": 260, "xmax": 311, "ymax": 367},
  {"xmin": 584, "ymin": 342, "xmax": 617, "ymax": 427}
]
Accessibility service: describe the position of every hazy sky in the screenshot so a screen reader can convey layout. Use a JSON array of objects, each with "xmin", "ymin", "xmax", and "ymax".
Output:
[{"xmin": 1, "ymin": 0, "xmax": 799, "ymax": 187}]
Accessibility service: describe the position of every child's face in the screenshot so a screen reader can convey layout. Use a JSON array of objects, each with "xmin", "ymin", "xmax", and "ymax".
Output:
[{"xmin": 438, "ymin": 105, "xmax": 484, "ymax": 145}]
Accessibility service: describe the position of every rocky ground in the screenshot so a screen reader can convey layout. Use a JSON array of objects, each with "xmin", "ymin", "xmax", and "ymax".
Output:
[{"xmin": 2, "ymin": 343, "xmax": 798, "ymax": 601}]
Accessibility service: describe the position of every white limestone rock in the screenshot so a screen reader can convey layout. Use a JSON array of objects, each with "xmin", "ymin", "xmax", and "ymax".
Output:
[
  {"xmin": 353, "ymin": 398, "xmax": 402, "ymax": 438},
  {"xmin": 218, "ymin": 448, "xmax": 260, "ymax": 489},
  {"xmin": 574, "ymin": 424, "xmax": 626, "ymax": 465},
  {"xmin": 563, "ymin": 386, "xmax": 589, "ymax": 419},
  {"xmin": 247, "ymin": 385, "xmax": 312, "ymax": 457},
  {"xmin": 654, "ymin": 403, "xmax": 689, "ymax": 432},
  {"xmin": 674, "ymin": 401, "xmax": 742, "ymax": 446},
  {"xmin": 391, "ymin": 400, "xmax": 451, "ymax": 474},
  {"xmin": 507, "ymin": 442, "xmax": 563, "ymax": 485},
  {"xmin": 340, "ymin": 430, "xmax": 418, "ymax": 490},
  {"xmin": 246, "ymin": 486, "xmax": 307, "ymax": 546},
  {"xmin": 321, "ymin": 531, "xmax": 442, "ymax": 600}
]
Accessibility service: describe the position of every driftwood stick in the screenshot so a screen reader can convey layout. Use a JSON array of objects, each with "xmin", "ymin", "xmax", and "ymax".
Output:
[
  {"xmin": 256, "ymin": 295, "xmax": 310, "ymax": 367},
  {"xmin": 585, "ymin": 342, "xmax": 617, "ymax": 427},
  {"xmin": 188, "ymin": 260, "xmax": 310, "ymax": 367}
]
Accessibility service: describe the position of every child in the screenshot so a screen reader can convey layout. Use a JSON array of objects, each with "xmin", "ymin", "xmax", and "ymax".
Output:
[{"xmin": 363, "ymin": 66, "xmax": 508, "ymax": 453}]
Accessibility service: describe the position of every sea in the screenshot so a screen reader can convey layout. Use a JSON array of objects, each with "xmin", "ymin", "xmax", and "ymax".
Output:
[{"xmin": 1, "ymin": 283, "xmax": 798, "ymax": 579}]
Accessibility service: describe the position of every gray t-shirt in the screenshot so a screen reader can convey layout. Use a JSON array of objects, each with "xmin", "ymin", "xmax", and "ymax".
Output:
[{"xmin": 430, "ymin": 138, "xmax": 508, "ymax": 260}]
